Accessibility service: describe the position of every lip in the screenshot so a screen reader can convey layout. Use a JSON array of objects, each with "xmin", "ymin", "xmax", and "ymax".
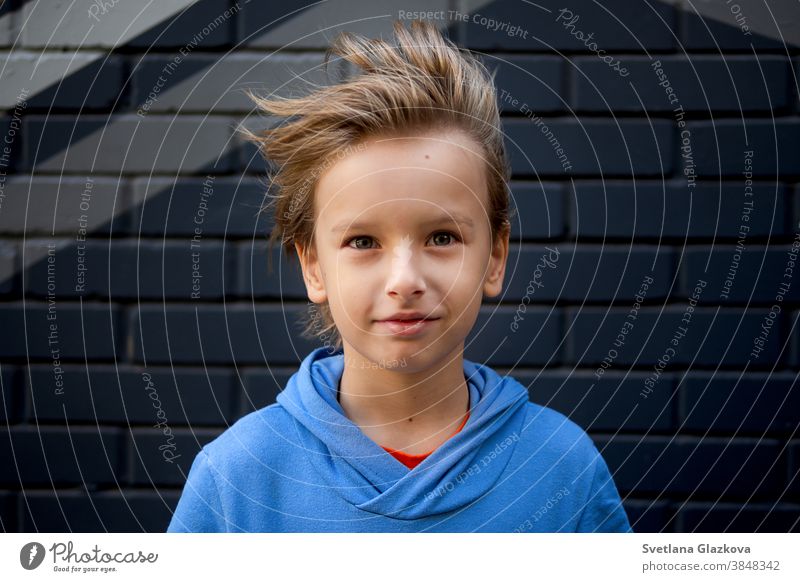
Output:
[
  {"xmin": 378, "ymin": 311, "xmax": 432, "ymax": 322},
  {"xmin": 375, "ymin": 317, "xmax": 439, "ymax": 337}
]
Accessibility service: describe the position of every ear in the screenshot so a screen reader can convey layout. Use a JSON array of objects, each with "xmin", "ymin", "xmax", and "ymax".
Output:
[
  {"xmin": 483, "ymin": 224, "xmax": 510, "ymax": 298},
  {"xmin": 295, "ymin": 241, "xmax": 327, "ymax": 304}
]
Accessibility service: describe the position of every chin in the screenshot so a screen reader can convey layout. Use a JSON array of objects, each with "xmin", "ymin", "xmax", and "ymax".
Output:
[{"xmin": 345, "ymin": 343, "xmax": 417, "ymax": 372}]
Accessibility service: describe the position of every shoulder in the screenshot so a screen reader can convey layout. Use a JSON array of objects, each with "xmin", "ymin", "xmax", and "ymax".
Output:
[
  {"xmin": 201, "ymin": 402, "xmax": 295, "ymax": 468},
  {"xmin": 516, "ymin": 400, "xmax": 600, "ymax": 464},
  {"xmin": 515, "ymin": 401, "xmax": 631, "ymax": 532}
]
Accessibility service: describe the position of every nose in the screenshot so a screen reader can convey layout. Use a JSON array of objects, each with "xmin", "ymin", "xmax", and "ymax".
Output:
[{"xmin": 385, "ymin": 237, "xmax": 426, "ymax": 299}]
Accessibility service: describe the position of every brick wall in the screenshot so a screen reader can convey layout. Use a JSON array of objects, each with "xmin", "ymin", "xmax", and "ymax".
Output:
[{"xmin": 0, "ymin": 0, "xmax": 798, "ymax": 532}]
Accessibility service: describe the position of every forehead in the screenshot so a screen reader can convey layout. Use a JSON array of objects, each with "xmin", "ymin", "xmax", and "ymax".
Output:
[{"xmin": 313, "ymin": 129, "xmax": 489, "ymax": 225}]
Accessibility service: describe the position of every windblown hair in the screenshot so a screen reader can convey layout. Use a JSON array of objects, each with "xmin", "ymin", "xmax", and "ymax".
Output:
[{"xmin": 238, "ymin": 19, "xmax": 512, "ymax": 352}]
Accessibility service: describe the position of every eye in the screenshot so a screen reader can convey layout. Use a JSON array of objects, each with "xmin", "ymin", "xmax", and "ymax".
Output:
[
  {"xmin": 343, "ymin": 231, "xmax": 461, "ymax": 251},
  {"xmin": 430, "ymin": 231, "xmax": 461, "ymax": 246},
  {"xmin": 344, "ymin": 235, "xmax": 376, "ymax": 250}
]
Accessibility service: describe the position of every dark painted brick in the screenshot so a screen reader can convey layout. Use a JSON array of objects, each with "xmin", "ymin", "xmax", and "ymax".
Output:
[
  {"xmin": 791, "ymin": 312, "xmax": 800, "ymax": 368},
  {"xmin": 795, "ymin": 185, "xmax": 800, "ymax": 229},
  {"xmin": 131, "ymin": 303, "xmax": 321, "ymax": 365},
  {"xmin": 575, "ymin": 56, "xmax": 791, "ymax": 112},
  {"xmin": 21, "ymin": 490, "xmax": 180, "ymax": 533},
  {"xmin": 132, "ymin": 177, "xmax": 271, "ymax": 237},
  {"xmin": 0, "ymin": 428, "xmax": 122, "ymax": 486},
  {"xmin": 22, "ymin": 239, "xmax": 97, "ymax": 298},
  {"xmin": 237, "ymin": 0, "xmax": 334, "ymax": 48},
  {"xmin": 789, "ymin": 441, "xmax": 800, "ymax": 498},
  {"xmin": 27, "ymin": 365, "xmax": 237, "ymax": 426},
  {"xmin": 0, "ymin": 241, "xmax": 16, "ymax": 295},
  {"xmin": 241, "ymin": 367, "xmax": 295, "ymax": 414},
  {"xmin": 682, "ymin": 247, "xmax": 800, "ymax": 304},
  {"xmin": 493, "ymin": 56, "xmax": 564, "ymax": 113},
  {"xmin": 0, "ymin": 365, "xmax": 19, "ymax": 425},
  {"xmin": 20, "ymin": 1, "xmax": 231, "ymax": 50},
  {"xmin": 23, "ymin": 239, "xmax": 232, "ymax": 300},
  {"xmin": 132, "ymin": 53, "xmax": 329, "ymax": 113},
  {"xmin": 0, "ymin": 0, "xmax": 11, "ymax": 47},
  {"xmin": 236, "ymin": 242, "xmax": 306, "ymax": 298},
  {"xmin": 0, "ymin": 177, "xmax": 130, "ymax": 236},
  {"xmin": 796, "ymin": 58, "xmax": 800, "ymax": 109},
  {"xmin": 0, "ymin": 302, "xmax": 121, "ymax": 361},
  {"xmin": 509, "ymin": 182, "xmax": 565, "ymax": 240},
  {"xmin": 571, "ymin": 182, "xmax": 790, "ymax": 240},
  {"xmin": 0, "ymin": 492, "xmax": 15, "ymax": 532},
  {"xmin": 0, "ymin": 114, "xmax": 22, "ymax": 172},
  {"xmin": 110, "ymin": 240, "xmax": 231, "ymax": 300},
  {"xmin": 503, "ymin": 245, "xmax": 673, "ymax": 303},
  {"xmin": 682, "ymin": 6, "xmax": 790, "ymax": 51},
  {"xmin": 2, "ymin": 54, "xmax": 125, "ymax": 110},
  {"xmin": 678, "ymin": 503, "xmax": 800, "ymax": 532},
  {"xmin": 567, "ymin": 307, "xmax": 784, "ymax": 368},
  {"xmin": 502, "ymin": 245, "xmax": 564, "ymax": 303},
  {"xmin": 600, "ymin": 436, "xmax": 784, "ymax": 498},
  {"xmin": 128, "ymin": 429, "xmax": 221, "ymax": 486},
  {"xmin": 464, "ymin": 0, "xmax": 675, "ymax": 51},
  {"xmin": 23, "ymin": 116, "xmax": 236, "ymax": 174},
  {"xmin": 127, "ymin": 0, "xmax": 232, "ymax": 48},
  {"xmin": 688, "ymin": 121, "xmax": 800, "ymax": 177},
  {"xmin": 504, "ymin": 119, "xmax": 673, "ymax": 177},
  {"xmin": 237, "ymin": 114, "xmax": 282, "ymax": 175},
  {"xmin": 464, "ymin": 307, "xmax": 562, "ymax": 366},
  {"xmin": 680, "ymin": 373, "xmax": 800, "ymax": 434},
  {"xmin": 624, "ymin": 500, "xmax": 672, "ymax": 533},
  {"xmin": 517, "ymin": 371, "xmax": 674, "ymax": 432}
]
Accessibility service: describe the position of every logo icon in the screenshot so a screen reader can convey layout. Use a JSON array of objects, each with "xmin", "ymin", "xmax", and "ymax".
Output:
[
  {"xmin": 392, "ymin": 234, "xmax": 413, "ymax": 267},
  {"xmin": 20, "ymin": 542, "xmax": 45, "ymax": 570}
]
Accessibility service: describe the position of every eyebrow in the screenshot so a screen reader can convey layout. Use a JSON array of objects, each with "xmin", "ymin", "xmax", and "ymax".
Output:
[{"xmin": 331, "ymin": 213, "xmax": 475, "ymax": 234}]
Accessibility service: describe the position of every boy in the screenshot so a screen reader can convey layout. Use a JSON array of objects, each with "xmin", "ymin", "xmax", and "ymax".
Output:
[{"xmin": 168, "ymin": 20, "xmax": 631, "ymax": 533}]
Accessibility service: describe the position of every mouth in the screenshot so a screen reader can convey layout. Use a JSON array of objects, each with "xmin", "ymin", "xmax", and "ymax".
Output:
[{"xmin": 375, "ymin": 317, "xmax": 440, "ymax": 336}]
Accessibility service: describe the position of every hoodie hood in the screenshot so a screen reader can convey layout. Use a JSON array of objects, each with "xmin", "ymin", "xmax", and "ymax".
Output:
[{"xmin": 275, "ymin": 346, "xmax": 530, "ymax": 520}]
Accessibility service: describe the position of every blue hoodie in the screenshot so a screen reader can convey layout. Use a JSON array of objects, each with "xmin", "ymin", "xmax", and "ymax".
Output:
[{"xmin": 168, "ymin": 347, "xmax": 632, "ymax": 532}]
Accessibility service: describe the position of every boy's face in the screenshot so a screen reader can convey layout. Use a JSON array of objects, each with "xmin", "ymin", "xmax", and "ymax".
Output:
[{"xmin": 295, "ymin": 128, "xmax": 509, "ymax": 372}]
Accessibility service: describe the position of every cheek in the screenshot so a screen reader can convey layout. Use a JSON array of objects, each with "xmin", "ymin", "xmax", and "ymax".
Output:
[
  {"xmin": 441, "ymin": 253, "xmax": 485, "ymax": 290},
  {"xmin": 447, "ymin": 260, "xmax": 489, "ymax": 318},
  {"xmin": 327, "ymin": 264, "xmax": 373, "ymax": 314}
]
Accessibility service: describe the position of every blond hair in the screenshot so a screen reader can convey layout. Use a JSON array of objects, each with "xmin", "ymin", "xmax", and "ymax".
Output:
[{"xmin": 238, "ymin": 19, "xmax": 512, "ymax": 352}]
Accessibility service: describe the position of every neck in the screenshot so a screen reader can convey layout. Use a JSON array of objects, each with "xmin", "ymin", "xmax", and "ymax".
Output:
[{"xmin": 337, "ymin": 342, "xmax": 470, "ymax": 454}]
